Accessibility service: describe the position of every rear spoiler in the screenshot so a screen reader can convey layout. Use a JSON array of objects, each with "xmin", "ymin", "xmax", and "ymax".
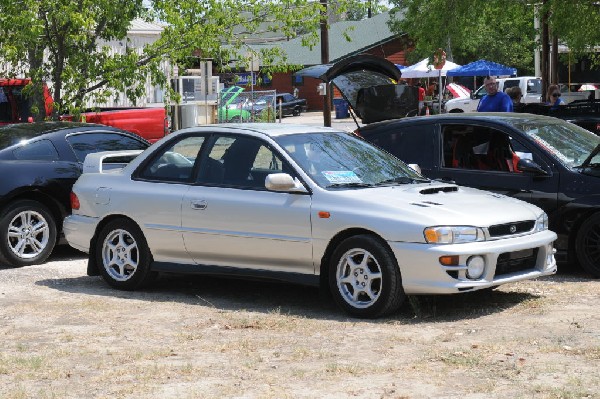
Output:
[{"xmin": 83, "ymin": 150, "xmax": 144, "ymax": 174}]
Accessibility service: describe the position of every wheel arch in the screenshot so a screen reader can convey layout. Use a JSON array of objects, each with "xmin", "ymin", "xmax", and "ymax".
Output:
[
  {"xmin": 318, "ymin": 228, "xmax": 392, "ymax": 291},
  {"xmin": 1, "ymin": 190, "xmax": 67, "ymax": 237},
  {"xmin": 87, "ymin": 214, "xmax": 149, "ymax": 276},
  {"xmin": 448, "ymin": 109, "xmax": 464, "ymax": 113}
]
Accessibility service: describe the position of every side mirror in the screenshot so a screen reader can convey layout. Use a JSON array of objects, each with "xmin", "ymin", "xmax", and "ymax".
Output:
[
  {"xmin": 407, "ymin": 163, "xmax": 422, "ymax": 174},
  {"xmin": 517, "ymin": 158, "xmax": 548, "ymax": 175},
  {"xmin": 265, "ymin": 173, "xmax": 308, "ymax": 193}
]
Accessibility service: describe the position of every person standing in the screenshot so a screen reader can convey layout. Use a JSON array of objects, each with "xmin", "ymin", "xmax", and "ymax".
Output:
[
  {"xmin": 416, "ymin": 82, "xmax": 426, "ymax": 115},
  {"xmin": 477, "ymin": 76, "xmax": 513, "ymax": 112},
  {"xmin": 546, "ymin": 84, "xmax": 565, "ymax": 110},
  {"xmin": 507, "ymin": 86, "xmax": 525, "ymax": 112}
]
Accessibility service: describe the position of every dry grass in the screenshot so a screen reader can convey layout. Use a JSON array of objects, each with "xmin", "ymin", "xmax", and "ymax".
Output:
[{"xmin": 1, "ymin": 253, "xmax": 600, "ymax": 398}]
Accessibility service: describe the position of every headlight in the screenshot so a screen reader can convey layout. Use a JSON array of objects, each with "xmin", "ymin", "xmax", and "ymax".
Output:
[
  {"xmin": 535, "ymin": 213, "xmax": 549, "ymax": 232},
  {"xmin": 424, "ymin": 226, "xmax": 485, "ymax": 244}
]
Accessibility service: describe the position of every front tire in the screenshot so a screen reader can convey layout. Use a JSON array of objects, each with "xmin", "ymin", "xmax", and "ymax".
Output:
[
  {"xmin": 575, "ymin": 213, "xmax": 600, "ymax": 278},
  {"xmin": 95, "ymin": 219, "xmax": 156, "ymax": 290},
  {"xmin": 292, "ymin": 106, "xmax": 301, "ymax": 116},
  {"xmin": 329, "ymin": 235, "xmax": 405, "ymax": 318},
  {"xmin": 0, "ymin": 200, "xmax": 57, "ymax": 267}
]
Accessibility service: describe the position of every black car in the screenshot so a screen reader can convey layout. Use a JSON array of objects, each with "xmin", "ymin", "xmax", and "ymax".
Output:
[
  {"xmin": 0, "ymin": 122, "xmax": 149, "ymax": 267},
  {"xmin": 357, "ymin": 113, "xmax": 600, "ymax": 277},
  {"xmin": 247, "ymin": 93, "xmax": 307, "ymax": 117}
]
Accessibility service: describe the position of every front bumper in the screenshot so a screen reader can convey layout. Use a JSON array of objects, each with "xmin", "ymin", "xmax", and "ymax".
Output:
[
  {"xmin": 63, "ymin": 214, "xmax": 100, "ymax": 253},
  {"xmin": 389, "ymin": 230, "xmax": 557, "ymax": 295}
]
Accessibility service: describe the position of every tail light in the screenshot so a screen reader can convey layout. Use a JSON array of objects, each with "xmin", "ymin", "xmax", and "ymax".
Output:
[{"xmin": 70, "ymin": 192, "xmax": 80, "ymax": 210}]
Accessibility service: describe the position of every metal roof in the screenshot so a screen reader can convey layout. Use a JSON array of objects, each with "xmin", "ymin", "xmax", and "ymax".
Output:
[{"xmin": 249, "ymin": 12, "xmax": 405, "ymax": 66}]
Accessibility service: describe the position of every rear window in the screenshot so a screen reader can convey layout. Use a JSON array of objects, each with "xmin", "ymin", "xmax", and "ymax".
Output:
[
  {"xmin": 13, "ymin": 139, "xmax": 59, "ymax": 161},
  {"xmin": 67, "ymin": 132, "xmax": 148, "ymax": 162}
]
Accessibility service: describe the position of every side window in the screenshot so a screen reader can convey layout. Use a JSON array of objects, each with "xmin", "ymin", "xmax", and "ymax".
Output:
[
  {"xmin": 138, "ymin": 135, "xmax": 205, "ymax": 182},
  {"xmin": 473, "ymin": 85, "xmax": 487, "ymax": 99},
  {"xmin": 67, "ymin": 132, "xmax": 147, "ymax": 162},
  {"xmin": 503, "ymin": 80, "xmax": 519, "ymax": 94},
  {"xmin": 368, "ymin": 124, "xmax": 435, "ymax": 168},
  {"xmin": 198, "ymin": 135, "xmax": 284, "ymax": 189},
  {"xmin": 527, "ymin": 79, "xmax": 541, "ymax": 94},
  {"xmin": 442, "ymin": 124, "xmax": 519, "ymax": 172},
  {"xmin": 13, "ymin": 139, "xmax": 59, "ymax": 161}
]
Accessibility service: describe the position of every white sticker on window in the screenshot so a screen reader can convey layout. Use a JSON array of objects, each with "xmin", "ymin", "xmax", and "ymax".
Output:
[{"xmin": 321, "ymin": 171, "xmax": 362, "ymax": 183}]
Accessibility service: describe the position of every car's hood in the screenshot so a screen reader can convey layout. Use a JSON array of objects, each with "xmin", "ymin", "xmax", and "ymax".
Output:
[
  {"xmin": 329, "ymin": 183, "xmax": 541, "ymax": 228},
  {"xmin": 294, "ymin": 54, "xmax": 400, "ymax": 110}
]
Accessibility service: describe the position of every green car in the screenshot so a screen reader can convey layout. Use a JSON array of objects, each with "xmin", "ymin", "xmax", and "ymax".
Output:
[{"xmin": 218, "ymin": 86, "xmax": 252, "ymax": 122}]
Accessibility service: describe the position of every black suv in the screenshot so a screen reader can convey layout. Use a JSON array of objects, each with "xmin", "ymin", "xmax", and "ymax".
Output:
[{"xmin": 357, "ymin": 113, "xmax": 600, "ymax": 277}]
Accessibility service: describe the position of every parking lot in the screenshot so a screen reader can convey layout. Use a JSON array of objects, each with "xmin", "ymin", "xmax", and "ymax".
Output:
[{"xmin": 1, "ymin": 244, "xmax": 599, "ymax": 398}]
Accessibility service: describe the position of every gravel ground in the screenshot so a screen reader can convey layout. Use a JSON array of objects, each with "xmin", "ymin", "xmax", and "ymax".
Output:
[{"xmin": 1, "ymin": 246, "xmax": 600, "ymax": 399}]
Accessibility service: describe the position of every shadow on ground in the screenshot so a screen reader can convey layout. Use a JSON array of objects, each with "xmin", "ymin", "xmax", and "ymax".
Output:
[{"xmin": 29, "ymin": 246, "xmax": 595, "ymax": 323}]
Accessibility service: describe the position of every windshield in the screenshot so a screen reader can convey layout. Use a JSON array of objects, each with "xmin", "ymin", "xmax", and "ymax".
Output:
[
  {"xmin": 274, "ymin": 132, "xmax": 427, "ymax": 188},
  {"xmin": 505, "ymin": 118, "xmax": 600, "ymax": 167}
]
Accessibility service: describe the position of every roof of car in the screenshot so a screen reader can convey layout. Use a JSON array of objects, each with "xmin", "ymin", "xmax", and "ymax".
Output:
[
  {"xmin": 0, "ymin": 122, "xmax": 143, "ymax": 151},
  {"xmin": 358, "ymin": 112, "xmax": 566, "ymax": 131},
  {"xmin": 176, "ymin": 123, "xmax": 344, "ymax": 138}
]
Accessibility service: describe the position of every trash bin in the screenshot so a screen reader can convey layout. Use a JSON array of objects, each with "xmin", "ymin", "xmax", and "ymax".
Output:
[{"xmin": 333, "ymin": 98, "xmax": 349, "ymax": 119}]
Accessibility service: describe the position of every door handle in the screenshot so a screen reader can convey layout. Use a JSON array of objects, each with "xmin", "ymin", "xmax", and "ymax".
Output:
[{"xmin": 191, "ymin": 200, "xmax": 207, "ymax": 210}]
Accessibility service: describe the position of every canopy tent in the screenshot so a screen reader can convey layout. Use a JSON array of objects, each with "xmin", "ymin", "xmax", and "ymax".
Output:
[
  {"xmin": 399, "ymin": 58, "xmax": 461, "ymax": 79},
  {"xmin": 446, "ymin": 59, "xmax": 516, "ymax": 77}
]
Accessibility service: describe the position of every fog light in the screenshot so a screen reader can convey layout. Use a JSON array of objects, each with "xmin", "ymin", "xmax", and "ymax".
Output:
[{"xmin": 466, "ymin": 256, "xmax": 485, "ymax": 279}]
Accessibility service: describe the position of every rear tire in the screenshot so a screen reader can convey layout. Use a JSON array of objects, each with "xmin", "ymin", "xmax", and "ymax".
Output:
[
  {"xmin": 95, "ymin": 219, "xmax": 157, "ymax": 290},
  {"xmin": 329, "ymin": 235, "xmax": 405, "ymax": 318},
  {"xmin": 0, "ymin": 200, "xmax": 57, "ymax": 267},
  {"xmin": 575, "ymin": 213, "xmax": 600, "ymax": 278}
]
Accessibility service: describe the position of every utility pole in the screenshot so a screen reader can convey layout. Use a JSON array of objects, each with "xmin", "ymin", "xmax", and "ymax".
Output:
[
  {"xmin": 541, "ymin": 0, "xmax": 549, "ymax": 103},
  {"xmin": 320, "ymin": 0, "xmax": 331, "ymax": 127}
]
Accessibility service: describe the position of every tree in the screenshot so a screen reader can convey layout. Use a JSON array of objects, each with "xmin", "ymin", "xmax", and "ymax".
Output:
[
  {"xmin": 388, "ymin": 0, "xmax": 535, "ymax": 75},
  {"xmin": 388, "ymin": 0, "xmax": 600, "ymax": 89},
  {"xmin": 0, "ymin": 0, "xmax": 360, "ymax": 120}
]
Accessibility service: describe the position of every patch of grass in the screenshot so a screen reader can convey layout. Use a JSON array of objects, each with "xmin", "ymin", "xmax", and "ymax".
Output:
[
  {"xmin": 433, "ymin": 349, "xmax": 483, "ymax": 367},
  {"xmin": 325, "ymin": 362, "xmax": 360, "ymax": 375}
]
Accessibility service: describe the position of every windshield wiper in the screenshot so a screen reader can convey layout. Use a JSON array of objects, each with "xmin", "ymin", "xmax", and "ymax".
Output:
[
  {"xmin": 375, "ymin": 177, "xmax": 430, "ymax": 186},
  {"xmin": 326, "ymin": 182, "xmax": 375, "ymax": 188},
  {"xmin": 578, "ymin": 143, "xmax": 600, "ymax": 168}
]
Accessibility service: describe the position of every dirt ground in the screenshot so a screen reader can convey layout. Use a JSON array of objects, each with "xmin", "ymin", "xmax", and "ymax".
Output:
[{"xmin": 1, "ymin": 246, "xmax": 599, "ymax": 399}]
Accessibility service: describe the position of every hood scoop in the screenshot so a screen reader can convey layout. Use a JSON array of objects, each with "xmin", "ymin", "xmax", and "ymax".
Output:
[{"xmin": 419, "ymin": 185, "xmax": 459, "ymax": 195}]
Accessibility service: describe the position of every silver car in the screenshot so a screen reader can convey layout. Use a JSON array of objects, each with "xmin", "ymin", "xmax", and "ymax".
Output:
[{"xmin": 64, "ymin": 124, "xmax": 557, "ymax": 318}]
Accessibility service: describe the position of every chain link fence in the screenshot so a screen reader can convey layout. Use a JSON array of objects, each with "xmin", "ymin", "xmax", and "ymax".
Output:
[{"xmin": 217, "ymin": 88, "xmax": 278, "ymax": 123}]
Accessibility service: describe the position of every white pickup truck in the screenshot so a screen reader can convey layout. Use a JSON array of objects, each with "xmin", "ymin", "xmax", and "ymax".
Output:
[{"xmin": 444, "ymin": 76, "xmax": 587, "ymax": 113}]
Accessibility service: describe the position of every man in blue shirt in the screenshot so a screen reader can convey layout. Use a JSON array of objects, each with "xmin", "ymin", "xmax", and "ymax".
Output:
[{"xmin": 477, "ymin": 76, "xmax": 513, "ymax": 112}]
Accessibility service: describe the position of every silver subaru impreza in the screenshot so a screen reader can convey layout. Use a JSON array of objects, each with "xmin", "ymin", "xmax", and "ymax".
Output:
[{"xmin": 64, "ymin": 123, "xmax": 556, "ymax": 318}]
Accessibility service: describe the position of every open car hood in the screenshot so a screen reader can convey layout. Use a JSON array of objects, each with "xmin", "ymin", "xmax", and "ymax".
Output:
[{"xmin": 295, "ymin": 55, "xmax": 418, "ymax": 124}]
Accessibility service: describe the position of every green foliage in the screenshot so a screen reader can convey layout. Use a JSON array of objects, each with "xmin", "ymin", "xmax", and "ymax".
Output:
[
  {"xmin": 0, "ymin": 0, "xmax": 349, "ymax": 119},
  {"xmin": 388, "ymin": 0, "xmax": 600, "ymax": 75}
]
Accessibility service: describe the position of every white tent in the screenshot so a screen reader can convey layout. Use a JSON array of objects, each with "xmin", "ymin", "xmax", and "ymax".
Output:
[{"xmin": 400, "ymin": 58, "xmax": 461, "ymax": 79}]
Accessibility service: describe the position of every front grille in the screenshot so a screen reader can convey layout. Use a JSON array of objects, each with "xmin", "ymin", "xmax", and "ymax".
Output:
[
  {"xmin": 488, "ymin": 221, "xmax": 535, "ymax": 237},
  {"xmin": 496, "ymin": 248, "xmax": 538, "ymax": 276}
]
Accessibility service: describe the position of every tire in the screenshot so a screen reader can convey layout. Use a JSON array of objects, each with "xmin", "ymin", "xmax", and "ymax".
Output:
[
  {"xmin": 0, "ymin": 200, "xmax": 57, "ymax": 267},
  {"xmin": 229, "ymin": 115, "xmax": 241, "ymax": 123},
  {"xmin": 292, "ymin": 107, "xmax": 301, "ymax": 116},
  {"xmin": 95, "ymin": 219, "xmax": 157, "ymax": 290},
  {"xmin": 575, "ymin": 213, "xmax": 600, "ymax": 278},
  {"xmin": 329, "ymin": 234, "xmax": 405, "ymax": 318}
]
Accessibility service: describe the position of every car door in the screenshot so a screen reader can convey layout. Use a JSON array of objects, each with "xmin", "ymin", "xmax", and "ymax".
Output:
[
  {"xmin": 426, "ymin": 122, "xmax": 560, "ymax": 213},
  {"xmin": 181, "ymin": 133, "xmax": 314, "ymax": 274},
  {"xmin": 130, "ymin": 134, "xmax": 208, "ymax": 263}
]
